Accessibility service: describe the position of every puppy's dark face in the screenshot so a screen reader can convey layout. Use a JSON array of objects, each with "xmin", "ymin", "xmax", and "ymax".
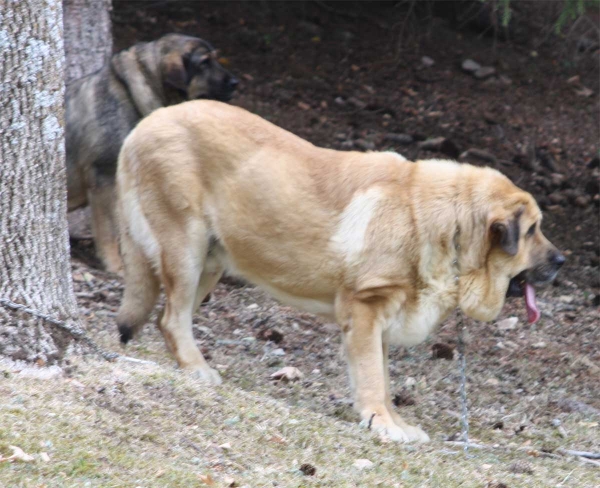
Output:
[
  {"xmin": 160, "ymin": 34, "xmax": 238, "ymax": 102},
  {"xmin": 184, "ymin": 49, "xmax": 238, "ymax": 101}
]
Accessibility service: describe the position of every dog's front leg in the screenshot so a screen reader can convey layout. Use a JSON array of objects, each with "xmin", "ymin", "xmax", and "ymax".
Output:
[
  {"xmin": 340, "ymin": 297, "xmax": 424, "ymax": 442},
  {"xmin": 382, "ymin": 340, "xmax": 430, "ymax": 442}
]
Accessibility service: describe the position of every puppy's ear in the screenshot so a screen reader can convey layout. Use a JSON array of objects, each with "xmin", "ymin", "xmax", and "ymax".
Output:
[
  {"xmin": 163, "ymin": 52, "xmax": 189, "ymax": 91},
  {"xmin": 490, "ymin": 215, "xmax": 520, "ymax": 256}
]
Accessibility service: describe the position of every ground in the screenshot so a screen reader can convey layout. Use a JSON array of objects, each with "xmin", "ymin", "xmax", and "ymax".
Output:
[{"xmin": 3, "ymin": 2, "xmax": 599, "ymax": 487}]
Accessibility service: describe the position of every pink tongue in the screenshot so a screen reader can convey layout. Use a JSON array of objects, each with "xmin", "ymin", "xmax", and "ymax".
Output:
[{"xmin": 524, "ymin": 283, "xmax": 540, "ymax": 324}]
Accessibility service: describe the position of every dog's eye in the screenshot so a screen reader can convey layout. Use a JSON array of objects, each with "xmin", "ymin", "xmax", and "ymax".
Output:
[{"xmin": 526, "ymin": 223, "xmax": 536, "ymax": 237}]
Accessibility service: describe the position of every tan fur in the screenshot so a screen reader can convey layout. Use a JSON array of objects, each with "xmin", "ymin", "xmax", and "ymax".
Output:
[{"xmin": 116, "ymin": 100, "xmax": 561, "ymax": 442}]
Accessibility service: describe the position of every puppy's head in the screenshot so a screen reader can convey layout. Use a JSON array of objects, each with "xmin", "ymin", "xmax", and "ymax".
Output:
[
  {"xmin": 461, "ymin": 178, "xmax": 564, "ymax": 323},
  {"xmin": 159, "ymin": 34, "xmax": 238, "ymax": 102}
]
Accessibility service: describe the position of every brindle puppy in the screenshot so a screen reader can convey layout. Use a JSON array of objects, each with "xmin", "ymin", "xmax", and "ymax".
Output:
[{"xmin": 66, "ymin": 34, "xmax": 238, "ymax": 272}]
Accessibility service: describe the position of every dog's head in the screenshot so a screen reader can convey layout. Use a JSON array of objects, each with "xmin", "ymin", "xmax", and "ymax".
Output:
[
  {"xmin": 159, "ymin": 34, "xmax": 238, "ymax": 102},
  {"xmin": 460, "ymin": 174, "xmax": 564, "ymax": 323}
]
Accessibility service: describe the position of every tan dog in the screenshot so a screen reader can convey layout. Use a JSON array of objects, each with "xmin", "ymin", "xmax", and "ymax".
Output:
[{"xmin": 116, "ymin": 101, "xmax": 564, "ymax": 442}]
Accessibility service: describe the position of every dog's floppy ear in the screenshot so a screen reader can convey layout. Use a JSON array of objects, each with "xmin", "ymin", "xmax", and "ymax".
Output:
[
  {"xmin": 490, "ymin": 210, "xmax": 521, "ymax": 256},
  {"xmin": 163, "ymin": 51, "xmax": 189, "ymax": 91}
]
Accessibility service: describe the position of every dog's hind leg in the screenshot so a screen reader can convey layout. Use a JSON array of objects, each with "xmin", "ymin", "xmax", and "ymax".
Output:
[
  {"xmin": 116, "ymin": 228, "xmax": 160, "ymax": 345},
  {"xmin": 88, "ymin": 183, "xmax": 122, "ymax": 273},
  {"xmin": 158, "ymin": 223, "xmax": 222, "ymax": 385},
  {"xmin": 192, "ymin": 263, "xmax": 225, "ymax": 313}
]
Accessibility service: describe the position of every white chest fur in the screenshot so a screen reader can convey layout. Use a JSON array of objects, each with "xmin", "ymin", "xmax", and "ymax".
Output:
[{"xmin": 381, "ymin": 276, "xmax": 459, "ymax": 347}]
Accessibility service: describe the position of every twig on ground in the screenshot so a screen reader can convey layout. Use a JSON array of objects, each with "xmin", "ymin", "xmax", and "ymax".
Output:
[
  {"xmin": 558, "ymin": 449, "xmax": 600, "ymax": 460},
  {"xmin": 578, "ymin": 457, "xmax": 600, "ymax": 467},
  {"xmin": 557, "ymin": 468, "xmax": 576, "ymax": 486},
  {"xmin": 444, "ymin": 441, "xmax": 600, "ymax": 465},
  {"xmin": 117, "ymin": 356, "xmax": 158, "ymax": 366},
  {"xmin": 0, "ymin": 297, "xmax": 118, "ymax": 361},
  {"xmin": 445, "ymin": 441, "xmax": 488, "ymax": 450}
]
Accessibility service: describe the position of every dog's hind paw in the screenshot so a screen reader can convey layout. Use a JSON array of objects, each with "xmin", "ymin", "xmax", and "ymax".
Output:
[
  {"xmin": 188, "ymin": 366, "xmax": 223, "ymax": 385},
  {"xmin": 118, "ymin": 324, "xmax": 134, "ymax": 345}
]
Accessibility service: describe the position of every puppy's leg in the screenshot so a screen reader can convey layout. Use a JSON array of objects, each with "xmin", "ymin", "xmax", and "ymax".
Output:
[
  {"xmin": 383, "ymin": 341, "xmax": 430, "ymax": 442},
  {"xmin": 159, "ymin": 229, "xmax": 221, "ymax": 385},
  {"xmin": 88, "ymin": 183, "xmax": 122, "ymax": 273},
  {"xmin": 116, "ymin": 227, "xmax": 160, "ymax": 344},
  {"xmin": 341, "ymin": 298, "xmax": 427, "ymax": 443}
]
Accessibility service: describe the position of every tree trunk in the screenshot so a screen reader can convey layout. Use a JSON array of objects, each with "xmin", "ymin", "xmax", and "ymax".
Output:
[
  {"xmin": 63, "ymin": 0, "xmax": 112, "ymax": 85},
  {"xmin": 0, "ymin": 0, "xmax": 85, "ymax": 363},
  {"xmin": 63, "ymin": 0, "xmax": 112, "ymax": 240}
]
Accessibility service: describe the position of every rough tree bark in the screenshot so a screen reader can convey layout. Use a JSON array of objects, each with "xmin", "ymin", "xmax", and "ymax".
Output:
[
  {"xmin": 63, "ymin": 0, "xmax": 112, "ymax": 84},
  {"xmin": 63, "ymin": 0, "xmax": 112, "ymax": 239},
  {"xmin": 0, "ymin": 0, "xmax": 104, "ymax": 363}
]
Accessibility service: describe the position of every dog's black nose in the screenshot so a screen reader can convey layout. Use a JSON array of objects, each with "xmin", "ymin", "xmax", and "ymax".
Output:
[
  {"xmin": 549, "ymin": 251, "xmax": 566, "ymax": 267},
  {"xmin": 228, "ymin": 77, "xmax": 239, "ymax": 89}
]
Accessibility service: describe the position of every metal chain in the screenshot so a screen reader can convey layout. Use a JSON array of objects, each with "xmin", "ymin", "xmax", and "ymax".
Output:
[
  {"xmin": 457, "ymin": 312, "xmax": 470, "ymax": 453},
  {"xmin": 0, "ymin": 297, "xmax": 119, "ymax": 361}
]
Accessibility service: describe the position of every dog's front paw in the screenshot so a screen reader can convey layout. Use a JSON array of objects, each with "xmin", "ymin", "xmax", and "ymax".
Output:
[
  {"xmin": 360, "ymin": 414, "xmax": 430, "ymax": 443},
  {"xmin": 379, "ymin": 423, "xmax": 429, "ymax": 443},
  {"xmin": 187, "ymin": 365, "xmax": 222, "ymax": 385},
  {"xmin": 398, "ymin": 424, "xmax": 430, "ymax": 443}
]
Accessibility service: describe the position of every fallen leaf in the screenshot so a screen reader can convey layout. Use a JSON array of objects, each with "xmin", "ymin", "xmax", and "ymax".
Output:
[
  {"xmin": 223, "ymin": 476, "xmax": 238, "ymax": 487},
  {"xmin": 486, "ymin": 482, "xmax": 509, "ymax": 488},
  {"xmin": 353, "ymin": 458, "xmax": 374, "ymax": 470},
  {"xmin": 67, "ymin": 379, "xmax": 86, "ymax": 388},
  {"xmin": 431, "ymin": 342, "xmax": 454, "ymax": 360},
  {"xmin": 0, "ymin": 446, "xmax": 35, "ymax": 463},
  {"xmin": 496, "ymin": 317, "xmax": 518, "ymax": 331},
  {"xmin": 257, "ymin": 328, "xmax": 284, "ymax": 343},
  {"xmin": 300, "ymin": 463, "xmax": 316, "ymax": 476},
  {"xmin": 575, "ymin": 86, "xmax": 593, "ymax": 97},
  {"xmin": 198, "ymin": 473, "xmax": 215, "ymax": 486},
  {"xmin": 270, "ymin": 366, "xmax": 303, "ymax": 382},
  {"xmin": 268, "ymin": 434, "xmax": 287, "ymax": 444}
]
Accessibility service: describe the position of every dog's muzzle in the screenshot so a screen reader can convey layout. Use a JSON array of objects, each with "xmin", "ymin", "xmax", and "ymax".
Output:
[
  {"xmin": 506, "ymin": 250, "xmax": 565, "ymax": 324},
  {"xmin": 506, "ymin": 250, "xmax": 565, "ymax": 297}
]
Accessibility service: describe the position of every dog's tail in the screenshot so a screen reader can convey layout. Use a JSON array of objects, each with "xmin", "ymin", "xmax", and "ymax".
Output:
[
  {"xmin": 115, "ymin": 145, "xmax": 161, "ymax": 345},
  {"xmin": 116, "ymin": 228, "xmax": 160, "ymax": 344}
]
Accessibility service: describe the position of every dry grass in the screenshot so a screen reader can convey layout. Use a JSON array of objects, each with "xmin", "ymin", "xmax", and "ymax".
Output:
[
  {"xmin": 1, "ymin": 357, "xmax": 598, "ymax": 488},
  {"xmin": 1, "ymin": 264, "xmax": 598, "ymax": 487}
]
